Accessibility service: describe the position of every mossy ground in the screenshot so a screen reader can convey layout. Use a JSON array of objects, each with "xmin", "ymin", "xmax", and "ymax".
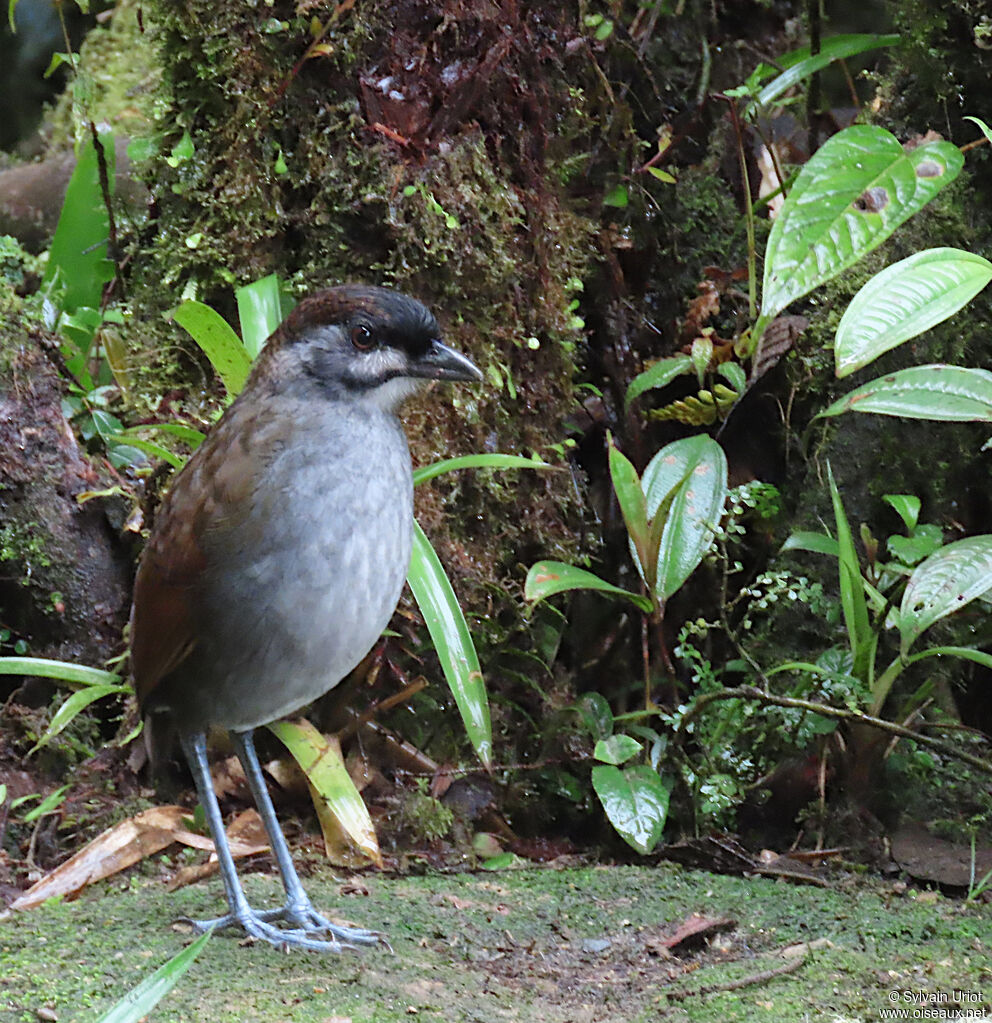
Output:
[{"xmin": 2, "ymin": 861, "xmax": 989, "ymax": 1022}]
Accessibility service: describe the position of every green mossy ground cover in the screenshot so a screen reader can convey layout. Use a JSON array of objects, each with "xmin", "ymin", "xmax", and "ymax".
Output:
[{"xmin": 2, "ymin": 862, "xmax": 989, "ymax": 1022}]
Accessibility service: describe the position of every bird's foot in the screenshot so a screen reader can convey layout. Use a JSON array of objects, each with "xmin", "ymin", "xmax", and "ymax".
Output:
[
  {"xmin": 179, "ymin": 907, "xmax": 383, "ymax": 952},
  {"xmin": 255, "ymin": 900, "xmax": 383, "ymax": 946}
]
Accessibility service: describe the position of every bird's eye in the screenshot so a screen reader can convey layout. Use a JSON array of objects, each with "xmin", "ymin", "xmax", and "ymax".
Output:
[{"xmin": 351, "ymin": 325, "xmax": 375, "ymax": 351}]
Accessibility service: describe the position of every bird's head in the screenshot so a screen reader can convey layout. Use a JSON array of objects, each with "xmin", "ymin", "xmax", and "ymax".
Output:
[{"xmin": 255, "ymin": 284, "xmax": 481, "ymax": 411}]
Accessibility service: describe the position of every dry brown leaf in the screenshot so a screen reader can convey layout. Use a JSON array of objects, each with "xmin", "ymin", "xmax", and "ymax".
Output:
[
  {"xmin": 11, "ymin": 806, "xmax": 271, "ymax": 909},
  {"xmin": 10, "ymin": 806, "xmax": 189, "ymax": 910}
]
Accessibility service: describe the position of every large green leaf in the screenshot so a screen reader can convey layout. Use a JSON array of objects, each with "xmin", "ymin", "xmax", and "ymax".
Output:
[
  {"xmin": 593, "ymin": 734, "xmax": 643, "ymax": 766},
  {"xmin": 819, "ymin": 365, "xmax": 992, "ymax": 421},
  {"xmin": 642, "ymin": 436, "xmax": 728, "ymax": 602},
  {"xmin": 754, "ymin": 34, "xmax": 900, "ymax": 108},
  {"xmin": 43, "ymin": 127, "xmax": 116, "ymax": 315},
  {"xmin": 266, "ymin": 718, "xmax": 381, "ymax": 866},
  {"xmin": 835, "ymin": 248, "xmax": 992, "ymax": 378},
  {"xmin": 409, "ymin": 521, "xmax": 492, "ymax": 767},
  {"xmin": 758, "ymin": 126, "xmax": 963, "ymax": 338},
  {"xmin": 95, "ymin": 930, "xmax": 212, "ymax": 1023},
  {"xmin": 172, "ymin": 300, "xmax": 253, "ymax": 396},
  {"xmin": 524, "ymin": 561, "xmax": 653, "ymax": 613},
  {"xmin": 899, "ymin": 536, "xmax": 992, "ymax": 654},
  {"xmin": 591, "ymin": 764, "xmax": 670, "ymax": 855}
]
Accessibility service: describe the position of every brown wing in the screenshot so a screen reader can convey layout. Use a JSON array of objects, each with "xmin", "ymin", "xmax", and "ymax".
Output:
[{"xmin": 129, "ymin": 389, "xmax": 282, "ymax": 709}]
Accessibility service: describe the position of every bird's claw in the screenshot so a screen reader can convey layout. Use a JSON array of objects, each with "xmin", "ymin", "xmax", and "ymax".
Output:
[{"xmin": 177, "ymin": 908, "xmax": 384, "ymax": 952}]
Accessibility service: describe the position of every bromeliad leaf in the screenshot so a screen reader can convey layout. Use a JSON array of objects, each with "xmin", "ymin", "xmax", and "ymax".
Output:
[
  {"xmin": 818, "ymin": 365, "xmax": 992, "ymax": 422},
  {"xmin": 899, "ymin": 536, "xmax": 992, "ymax": 654},
  {"xmin": 756, "ymin": 126, "xmax": 963, "ymax": 344},
  {"xmin": 835, "ymin": 248, "xmax": 992, "ymax": 378}
]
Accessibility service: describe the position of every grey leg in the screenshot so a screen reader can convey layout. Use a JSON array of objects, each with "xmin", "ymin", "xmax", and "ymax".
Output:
[
  {"xmin": 179, "ymin": 731, "xmax": 366, "ymax": 951},
  {"xmin": 229, "ymin": 729, "xmax": 381, "ymax": 946}
]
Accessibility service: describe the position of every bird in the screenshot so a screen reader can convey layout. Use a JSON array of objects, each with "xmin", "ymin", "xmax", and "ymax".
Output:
[{"xmin": 129, "ymin": 284, "xmax": 482, "ymax": 951}]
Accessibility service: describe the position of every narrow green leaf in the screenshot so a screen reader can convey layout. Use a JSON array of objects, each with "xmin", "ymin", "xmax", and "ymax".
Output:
[
  {"xmin": 964, "ymin": 115, "xmax": 992, "ymax": 145},
  {"xmin": 524, "ymin": 561, "xmax": 654, "ymax": 613},
  {"xmin": 835, "ymin": 248, "xmax": 992, "ymax": 378},
  {"xmin": 120, "ymin": 422, "xmax": 207, "ymax": 447},
  {"xmin": 609, "ymin": 440, "xmax": 651, "ymax": 583},
  {"xmin": 266, "ymin": 718, "xmax": 380, "ymax": 865},
  {"xmin": 172, "ymin": 300, "xmax": 253, "ymax": 396},
  {"xmin": 642, "ymin": 436, "xmax": 728, "ymax": 602},
  {"xmin": 591, "ymin": 764, "xmax": 669, "ymax": 855},
  {"xmin": 105, "ymin": 435, "xmax": 184, "ymax": 469},
  {"xmin": 760, "ymin": 126, "xmax": 964, "ymax": 329},
  {"xmin": 96, "ymin": 929, "xmax": 212, "ymax": 1023},
  {"xmin": 594, "ymin": 734, "xmax": 643, "ymax": 766},
  {"xmin": 625, "ymin": 355, "xmax": 692, "ymax": 409},
  {"xmin": 819, "ymin": 365, "xmax": 992, "ymax": 421},
  {"xmin": 755, "ymin": 34, "xmax": 899, "ymax": 108},
  {"xmin": 412, "ymin": 453, "xmax": 551, "ymax": 486},
  {"xmin": 409, "ymin": 522, "xmax": 492, "ymax": 767},
  {"xmin": 30, "ymin": 684, "xmax": 127, "ymax": 754},
  {"xmin": 904, "ymin": 645, "xmax": 992, "ymax": 672},
  {"xmin": 235, "ymin": 274, "xmax": 291, "ymax": 359},
  {"xmin": 899, "ymin": 536, "xmax": 992, "ymax": 654},
  {"xmin": 781, "ymin": 531, "xmax": 840, "ymax": 558},
  {"xmin": 22, "ymin": 784, "xmax": 70, "ymax": 823},
  {"xmin": 8, "ymin": 0, "xmax": 19, "ymax": 32},
  {"xmin": 827, "ymin": 464, "xmax": 872, "ymax": 680},
  {"xmin": 0, "ymin": 657, "xmax": 123, "ymax": 687}
]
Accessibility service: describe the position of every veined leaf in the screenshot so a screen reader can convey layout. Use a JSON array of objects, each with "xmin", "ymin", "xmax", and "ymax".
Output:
[
  {"xmin": 591, "ymin": 764, "xmax": 670, "ymax": 855},
  {"xmin": 409, "ymin": 522, "xmax": 492, "ymax": 767},
  {"xmin": 900, "ymin": 535, "xmax": 992, "ymax": 654},
  {"xmin": 758, "ymin": 126, "xmax": 963, "ymax": 340},
  {"xmin": 642, "ymin": 436, "xmax": 728, "ymax": 602},
  {"xmin": 835, "ymin": 248, "xmax": 992, "ymax": 378},
  {"xmin": 819, "ymin": 365, "xmax": 992, "ymax": 421}
]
